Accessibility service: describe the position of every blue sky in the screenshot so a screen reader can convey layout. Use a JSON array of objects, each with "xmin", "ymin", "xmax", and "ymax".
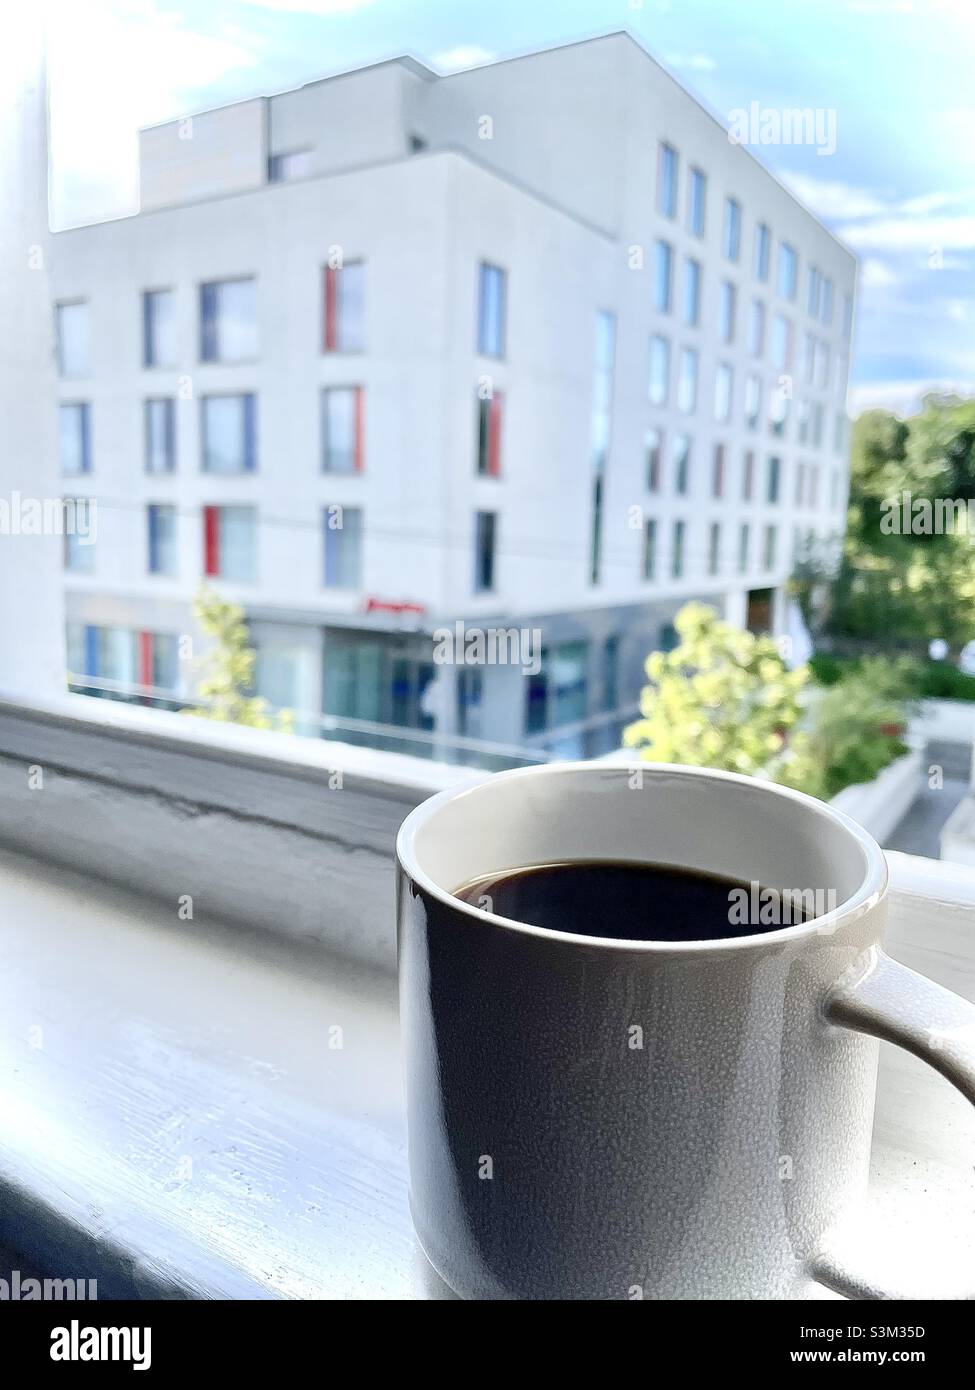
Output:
[{"xmin": 48, "ymin": 0, "xmax": 975, "ymax": 415}]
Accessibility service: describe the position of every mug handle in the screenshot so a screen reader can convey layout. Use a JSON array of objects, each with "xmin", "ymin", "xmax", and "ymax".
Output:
[{"xmin": 810, "ymin": 949, "xmax": 975, "ymax": 1300}]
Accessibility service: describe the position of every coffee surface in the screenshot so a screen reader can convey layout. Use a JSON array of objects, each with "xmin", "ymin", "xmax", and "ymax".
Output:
[{"xmin": 453, "ymin": 860, "xmax": 810, "ymax": 942}]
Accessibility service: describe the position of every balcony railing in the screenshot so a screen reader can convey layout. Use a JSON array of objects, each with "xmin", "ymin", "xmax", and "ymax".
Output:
[{"xmin": 0, "ymin": 690, "xmax": 973, "ymax": 1298}]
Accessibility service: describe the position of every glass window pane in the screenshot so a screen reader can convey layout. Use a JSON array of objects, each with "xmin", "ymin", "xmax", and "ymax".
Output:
[
  {"xmin": 203, "ymin": 395, "xmax": 255, "ymax": 473},
  {"xmin": 144, "ymin": 289, "xmax": 176, "ymax": 367},
  {"xmin": 220, "ymin": 506, "xmax": 257, "ymax": 582},
  {"xmin": 59, "ymin": 403, "xmax": 90, "ymax": 474},
  {"xmin": 201, "ymin": 278, "xmax": 257, "ymax": 362},
  {"xmin": 56, "ymin": 302, "xmax": 90, "ymax": 376}
]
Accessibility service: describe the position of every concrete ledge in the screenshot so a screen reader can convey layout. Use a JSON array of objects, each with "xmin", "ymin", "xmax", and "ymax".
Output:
[
  {"xmin": 830, "ymin": 750, "xmax": 922, "ymax": 845},
  {"xmin": 0, "ymin": 692, "xmax": 481, "ymax": 972}
]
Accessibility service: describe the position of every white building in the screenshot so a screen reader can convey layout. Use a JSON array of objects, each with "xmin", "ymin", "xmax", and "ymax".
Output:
[{"xmin": 51, "ymin": 32, "xmax": 855, "ymax": 759}]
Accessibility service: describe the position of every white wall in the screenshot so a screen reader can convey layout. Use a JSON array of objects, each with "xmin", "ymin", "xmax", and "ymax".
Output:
[{"xmin": 0, "ymin": 17, "xmax": 65, "ymax": 696}]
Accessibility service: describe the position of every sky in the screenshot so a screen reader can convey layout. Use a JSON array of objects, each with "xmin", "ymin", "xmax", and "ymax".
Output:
[{"xmin": 46, "ymin": 0, "xmax": 975, "ymax": 416}]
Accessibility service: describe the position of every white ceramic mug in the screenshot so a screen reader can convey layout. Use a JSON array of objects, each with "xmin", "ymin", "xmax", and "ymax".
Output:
[{"xmin": 396, "ymin": 763, "xmax": 975, "ymax": 1300}]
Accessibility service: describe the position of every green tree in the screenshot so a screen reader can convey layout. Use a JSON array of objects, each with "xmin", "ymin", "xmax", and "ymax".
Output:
[
  {"xmin": 185, "ymin": 585, "xmax": 294, "ymax": 732},
  {"xmin": 805, "ymin": 397, "xmax": 975, "ymax": 648},
  {"xmin": 623, "ymin": 602, "xmax": 810, "ymax": 778}
]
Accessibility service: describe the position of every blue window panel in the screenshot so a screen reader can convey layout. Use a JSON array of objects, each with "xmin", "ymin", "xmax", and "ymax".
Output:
[{"xmin": 84, "ymin": 625, "xmax": 99, "ymax": 678}]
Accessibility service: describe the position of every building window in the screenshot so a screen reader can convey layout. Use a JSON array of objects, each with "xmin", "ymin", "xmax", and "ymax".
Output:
[
  {"xmin": 323, "ymin": 261, "xmax": 365, "ymax": 353},
  {"xmin": 55, "ymin": 301, "xmax": 90, "ymax": 377},
  {"xmin": 200, "ymin": 277, "xmax": 257, "ymax": 362},
  {"xmin": 738, "ymin": 522, "xmax": 750, "ymax": 573},
  {"xmin": 649, "ymin": 334, "xmax": 670, "ymax": 405},
  {"xmin": 809, "ymin": 465, "xmax": 821, "ymax": 506},
  {"xmin": 657, "ymin": 142, "xmax": 678, "ymax": 218},
  {"xmin": 708, "ymin": 522, "xmax": 721, "ymax": 576},
  {"xmin": 203, "ymin": 505, "xmax": 257, "ymax": 582},
  {"xmin": 745, "ymin": 373, "xmax": 762, "ymax": 431},
  {"xmin": 143, "ymin": 288, "xmax": 176, "ymax": 367},
  {"xmin": 807, "ymin": 266, "xmax": 821, "ymax": 318},
  {"xmin": 322, "ymin": 387, "xmax": 364, "ymax": 474},
  {"xmin": 712, "ymin": 443, "xmax": 725, "ymax": 498},
  {"xmin": 524, "ymin": 641, "xmax": 588, "ymax": 735},
  {"xmin": 723, "ymin": 197, "xmax": 741, "ymax": 261},
  {"xmin": 821, "ymin": 278, "xmax": 834, "ymax": 327},
  {"xmin": 476, "ymin": 388, "xmax": 504, "ymax": 477},
  {"xmin": 769, "ymin": 390, "xmax": 789, "ymax": 437},
  {"xmin": 771, "ymin": 313, "xmax": 792, "ymax": 370},
  {"xmin": 476, "ymin": 262, "xmax": 506, "ymax": 358},
  {"xmin": 767, "ymin": 455, "xmax": 781, "ymax": 503},
  {"xmin": 688, "ymin": 167, "xmax": 706, "ymax": 236},
  {"xmin": 743, "ymin": 449, "xmax": 755, "ymax": 501},
  {"xmin": 748, "ymin": 299, "xmax": 765, "ymax": 356},
  {"xmin": 322, "ymin": 505, "xmax": 363, "ymax": 589},
  {"xmin": 802, "ymin": 331, "xmax": 816, "ymax": 383},
  {"xmin": 682, "ymin": 257, "xmax": 701, "ymax": 326},
  {"xmin": 64, "ymin": 507, "xmax": 95, "ymax": 574},
  {"xmin": 145, "ymin": 398, "xmax": 175, "ymax": 474},
  {"xmin": 147, "ymin": 503, "xmax": 177, "ymax": 575},
  {"xmin": 831, "ymin": 468, "xmax": 841, "ymax": 508},
  {"xmin": 60, "ymin": 403, "xmax": 91, "ymax": 475},
  {"xmin": 719, "ymin": 281, "xmax": 737, "ymax": 342},
  {"xmin": 835, "ymin": 411, "xmax": 848, "ymax": 455},
  {"xmin": 673, "ymin": 435, "xmax": 691, "ymax": 495},
  {"xmin": 777, "ymin": 243, "xmax": 798, "ymax": 301},
  {"xmin": 677, "ymin": 347, "xmax": 698, "ymax": 413},
  {"xmin": 816, "ymin": 341, "xmax": 831, "ymax": 391},
  {"xmin": 672, "ymin": 519, "xmax": 686, "ymax": 577},
  {"xmin": 645, "ymin": 427, "xmax": 663, "ymax": 491},
  {"xmin": 796, "ymin": 461, "xmax": 806, "ymax": 506},
  {"xmin": 589, "ymin": 311, "xmax": 616, "ymax": 584},
  {"xmin": 763, "ymin": 524, "xmax": 777, "ymax": 569},
  {"xmin": 474, "ymin": 510, "xmax": 497, "ymax": 593},
  {"xmin": 653, "ymin": 240, "xmax": 673, "ymax": 313},
  {"xmin": 268, "ymin": 148, "xmax": 312, "ymax": 182},
  {"xmin": 754, "ymin": 222, "xmax": 771, "ymax": 281},
  {"xmin": 714, "ymin": 362, "xmax": 733, "ymax": 422},
  {"xmin": 811, "ymin": 401, "xmax": 825, "ymax": 448},
  {"xmin": 643, "ymin": 518, "xmax": 657, "ymax": 579},
  {"xmin": 843, "ymin": 293, "xmax": 853, "ymax": 337},
  {"xmin": 202, "ymin": 394, "xmax": 257, "ymax": 473}
]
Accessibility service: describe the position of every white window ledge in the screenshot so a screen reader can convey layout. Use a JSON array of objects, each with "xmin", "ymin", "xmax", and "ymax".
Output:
[{"xmin": 0, "ymin": 693, "xmax": 973, "ymax": 1299}]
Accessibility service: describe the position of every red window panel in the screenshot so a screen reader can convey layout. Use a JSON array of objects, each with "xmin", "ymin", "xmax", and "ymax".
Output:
[
  {"xmin": 203, "ymin": 505, "xmax": 220, "ymax": 576},
  {"xmin": 487, "ymin": 390, "xmax": 503, "ymax": 478},
  {"xmin": 354, "ymin": 386, "xmax": 365, "ymax": 472},
  {"xmin": 324, "ymin": 267, "xmax": 337, "ymax": 352},
  {"xmin": 138, "ymin": 631, "xmax": 154, "ymax": 689}
]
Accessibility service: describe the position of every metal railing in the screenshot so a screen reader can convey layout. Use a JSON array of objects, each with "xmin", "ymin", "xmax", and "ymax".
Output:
[{"xmin": 66, "ymin": 674, "xmax": 552, "ymax": 772}]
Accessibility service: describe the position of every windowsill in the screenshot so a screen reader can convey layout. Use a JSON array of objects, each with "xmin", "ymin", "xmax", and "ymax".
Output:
[{"xmin": 0, "ymin": 692, "xmax": 972, "ymax": 1299}]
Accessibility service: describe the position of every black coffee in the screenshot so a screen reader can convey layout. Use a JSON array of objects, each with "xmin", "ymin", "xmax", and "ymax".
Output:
[{"xmin": 453, "ymin": 860, "xmax": 811, "ymax": 942}]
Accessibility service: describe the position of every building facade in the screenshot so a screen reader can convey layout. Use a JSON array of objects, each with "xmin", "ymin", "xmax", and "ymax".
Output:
[{"xmin": 51, "ymin": 33, "xmax": 856, "ymax": 758}]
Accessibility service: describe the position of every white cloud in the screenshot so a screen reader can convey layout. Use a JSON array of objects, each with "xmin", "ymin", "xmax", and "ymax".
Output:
[
  {"xmin": 234, "ymin": 0, "xmax": 374, "ymax": 11},
  {"xmin": 665, "ymin": 53, "xmax": 717, "ymax": 72},
  {"xmin": 849, "ymin": 379, "xmax": 974, "ymax": 418},
  {"xmin": 48, "ymin": 0, "xmax": 265, "ymax": 227},
  {"xmin": 429, "ymin": 46, "xmax": 496, "ymax": 73},
  {"xmin": 840, "ymin": 214, "xmax": 975, "ymax": 251},
  {"xmin": 778, "ymin": 173, "xmax": 889, "ymax": 221},
  {"xmin": 860, "ymin": 257, "xmax": 899, "ymax": 289}
]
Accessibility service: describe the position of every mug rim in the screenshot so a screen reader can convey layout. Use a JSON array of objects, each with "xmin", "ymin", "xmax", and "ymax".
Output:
[{"xmin": 396, "ymin": 761, "xmax": 889, "ymax": 954}]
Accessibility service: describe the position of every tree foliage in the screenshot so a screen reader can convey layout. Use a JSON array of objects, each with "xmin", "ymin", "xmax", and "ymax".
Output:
[
  {"xmin": 623, "ymin": 602, "xmax": 809, "ymax": 777},
  {"xmin": 623, "ymin": 603, "xmax": 914, "ymax": 802},
  {"xmin": 795, "ymin": 396, "xmax": 975, "ymax": 647},
  {"xmin": 184, "ymin": 586, "xmax": 294, "ymax": 732}
]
